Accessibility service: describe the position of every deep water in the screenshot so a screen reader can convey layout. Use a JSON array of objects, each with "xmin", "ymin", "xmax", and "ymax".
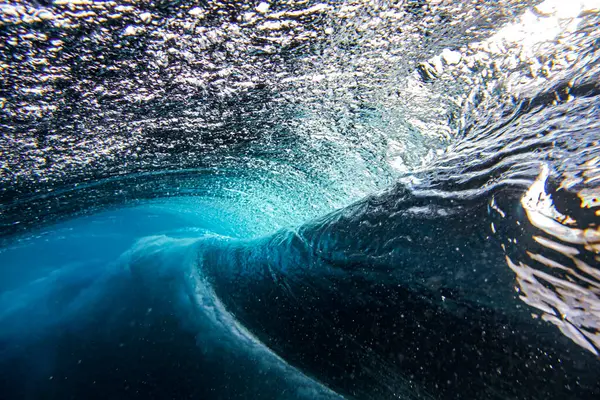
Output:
[{"xmin": 1, "ymin": 0, "xmax": 600, "ymax": 399}]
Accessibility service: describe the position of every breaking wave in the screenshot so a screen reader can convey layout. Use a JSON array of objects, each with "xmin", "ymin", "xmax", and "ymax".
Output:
[{"xmin": 1, "ymin": 0, "xmax": 599, "ymax": 399}]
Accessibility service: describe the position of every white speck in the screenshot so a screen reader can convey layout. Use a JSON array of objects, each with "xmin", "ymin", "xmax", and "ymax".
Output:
[
  {"xmin": 257, "ymin": 20, "xmax": 284, "ymax": 30},
  {"xmin": 286, "ymin": 3, "xmax": 328, "ymax": 17},
  {"xmin": 37, "ymin": 10, "xmax": 55, "ymax": 21},
  {"xmin": 188, "ymin": 7, "xmax": 205, "ymax": 17},
  {"xmin": 441, "ymin": 49, "xmax": 462, "ymax": 65},
  {"xmin": 256, "ymin": 2, "xmax": 270, "ymax": 14},
  {"xmin": 0, "ymin": 5, "xmax": 21, "ymax": 18},
  {"xmin": 139, "ymin": 12, "xmax": 152, "ymax": 23},
  {"xmin": 114, "ymin": 5, "xmax": 134, "ymax": 12},
  {"xmin": 123, "ymin": 26, "xmax": 142, "ymax": 36},
  {"xmin": 324, "ymin": 27, "xmax": 334, "ymax": 35}
]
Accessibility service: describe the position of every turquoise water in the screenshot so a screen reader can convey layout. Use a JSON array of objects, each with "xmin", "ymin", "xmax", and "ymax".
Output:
[{"xmin": 0, "ymin": 200, "xmax": 344, "ymax": 399}]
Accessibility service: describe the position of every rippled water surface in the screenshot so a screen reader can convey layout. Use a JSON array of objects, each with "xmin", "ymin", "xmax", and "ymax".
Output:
[{"xmin": 1, "ymin": 0, "xmax": 599, "ymax": 399}]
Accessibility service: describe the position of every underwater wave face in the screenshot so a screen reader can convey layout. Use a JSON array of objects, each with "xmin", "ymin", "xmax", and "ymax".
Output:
[
  {"xmin": 0, "ymin": 0, "xmax": 542, "ymax": 229},
  {"xmin": 1, "ymin": 0, "xmax": 600, "ymax": 399}
]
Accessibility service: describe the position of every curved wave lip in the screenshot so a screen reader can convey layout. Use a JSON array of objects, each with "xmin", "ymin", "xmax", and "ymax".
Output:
[
  {"xmin": 1, "ymin": 0, "xmax": 600, "ymax": 399},
  {"xmin": 0, "ymin": 204, "xmax": 343, "ymax": 399}
]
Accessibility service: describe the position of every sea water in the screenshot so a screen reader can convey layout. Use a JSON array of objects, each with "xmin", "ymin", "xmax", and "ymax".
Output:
[{"xmin": 1, "ymin": 0, "xmax": 600, "ymax": 399}]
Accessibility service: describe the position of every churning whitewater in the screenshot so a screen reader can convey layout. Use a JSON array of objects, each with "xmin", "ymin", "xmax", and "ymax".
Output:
[{"xmin": 1, "ymin": 0, "xmax": 599, "ymax": 399}]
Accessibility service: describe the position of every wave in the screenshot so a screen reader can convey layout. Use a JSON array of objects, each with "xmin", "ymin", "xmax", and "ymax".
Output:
[
  {"xmin": 0, "ymin": 209, "xmax": 343, "ymax": 399},
  {"xmin": 0, "ymin": 0, "xmax": 599, "ymax": 399}
]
